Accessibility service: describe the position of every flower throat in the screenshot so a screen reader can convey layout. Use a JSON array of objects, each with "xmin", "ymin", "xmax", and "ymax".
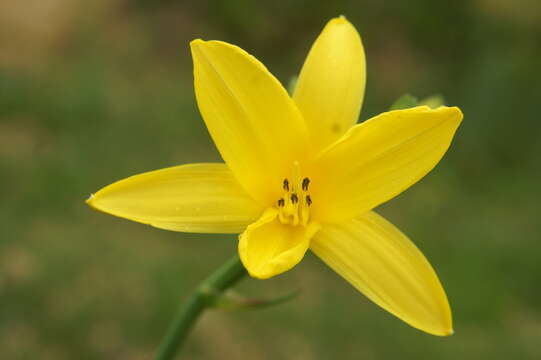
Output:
[{"xmin": 276, "ymin": 161, "xmax": 311, "ymax": 226}]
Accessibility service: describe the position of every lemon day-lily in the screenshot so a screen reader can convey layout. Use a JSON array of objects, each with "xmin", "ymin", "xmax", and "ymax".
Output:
[{"xmin": 87, "ymin": 16, "xmax": 463, "ymax": 336}]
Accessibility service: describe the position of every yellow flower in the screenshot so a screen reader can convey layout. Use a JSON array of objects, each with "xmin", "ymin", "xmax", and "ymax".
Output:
[{"xmin": 87, "ymin": 16, "xmax": 463, "ymax": 336}]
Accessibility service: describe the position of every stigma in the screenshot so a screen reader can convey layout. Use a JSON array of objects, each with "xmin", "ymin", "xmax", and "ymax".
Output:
[{"xmin": 276, "ymin": 162, "xmax": 312, "ymax": 226}]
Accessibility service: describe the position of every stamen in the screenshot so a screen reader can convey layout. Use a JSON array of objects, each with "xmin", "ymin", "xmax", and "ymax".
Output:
[
  {"xmin": 302, "ymin": 177, "xmax": 310, "ymax": 191},
  {"xmin": 276, "ymin": 161, "xmax": 312, "ymax": 226},
  {"xmin": 290, "ymin": 193, "xmax": 298, "ymax": 204}
]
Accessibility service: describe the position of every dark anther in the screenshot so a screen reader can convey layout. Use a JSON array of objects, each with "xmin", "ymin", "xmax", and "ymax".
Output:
[
  {"xmin": 283, "ymin": 179, "xmax": 289, "ymax": 191},
  {"xmin": 291, "ymin": 193, "xmax": 298, "ymax": 204},
  {"xmin": 302, "ymin": 177, "xmax": 310, "ymax": 191},
  {"xmin": 278, "ymin": 198, "xmax": 285, "ymax": 207},
  {"xmin": 306, "ymin": 195, "xmax": 312, "ymax": 206}
]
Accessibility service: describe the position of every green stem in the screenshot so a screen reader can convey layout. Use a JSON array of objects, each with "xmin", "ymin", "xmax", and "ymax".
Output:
[{"xmin": 154, "ymin": 254, "xmax": 247, "ymax": 360}]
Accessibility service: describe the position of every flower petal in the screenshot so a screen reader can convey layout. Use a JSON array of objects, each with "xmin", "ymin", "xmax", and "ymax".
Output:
[
  {"xmin": 191, "ymin": 40, "xmax": 310, "ymax": 206},
  {"xmin": 293, "ymin": 16, "xmax": 366, "ymax": 150},
  {"xmin": 310, "ymin": 211, "xmax": 452, "ymax": 336},
  {"xmin": 86, "ymin": 163, "xmax": 263, "ymax": 233},
  {"xmin": 311, "ymin": 106, "xmax": 463, "ymax": 222},
  {"xmin": 239, "ymin": 208, "xmax": 320, "ymax": 279}
]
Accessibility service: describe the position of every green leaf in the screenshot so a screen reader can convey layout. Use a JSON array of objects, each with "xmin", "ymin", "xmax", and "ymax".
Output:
[
  {"xmin": 389, "ymin": 93, "xmax": 419, "ymax": 110},
  {"xmin": 420, "ymin": 94, "xmax": 445, "ymax": 108}
]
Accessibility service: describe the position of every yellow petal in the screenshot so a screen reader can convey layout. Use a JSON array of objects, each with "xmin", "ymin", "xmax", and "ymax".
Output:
[
  {"xmin": 311, "ymin": 106, "xmax": 463, "ymax": 222},
  {"xmin": 191, "ymin": 40, "xmax": 310, "ymax": 206},
  {"xmin": 86, "ymin": 163, "xmax": 263, "ymax": 233},
  {"xmin": 311, "ymin": 211, "xmax": 452, "ymax": 336},
  {"xmin": 293, "ymin": 16, "xmax": 366, "ymax": 150},
  {"xmin": 239, "ymin": 208, "xmax": 320, "ymax": 279}
]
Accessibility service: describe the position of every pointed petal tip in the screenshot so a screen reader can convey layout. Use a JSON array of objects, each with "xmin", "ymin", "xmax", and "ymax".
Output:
[
  {"xmin": 84, "ymin": 190, "xmax": 110, "ymax": 214},
  {"xmin": 85, "ymin": 191, "xmax": 112, "ymax": 217},
  {"xmin": 434, "ymin": 105, "xmax": 463, "ymax": 117},
  {"xmin": 430, "ymin": 325, "xmax": 454, "ymax": 337},
  {"xmin": 191, "ymin": 39, "xmax": 233, "ymax": 50},
  {"xmin": 326, "ymin": 16, "xmax": 359, "ymax": 34},
  {"xmin": 434, "ymin": 105, "xmax": 464, "ymax": 128},
  {"xmin": 421, "ymin": 310, "xmax": 453, "ymax": 336},
  {"xmin": 395, "ymin": 104, "xmax": 463, "ymax": 126},
  {"xmin": 85, "ymin": 193, "xmax": 98, "ymax": 208},
  {"xmin": 451, "ymin": 106, "xmax": 464, "ymax": 122},
  {"xmin": 330, "ymin": 15, "xmax": 349, "ymax": 25},
  {"xmin": 190, "ymin": 39, "xmax": 205, "ymax": 52},
  {"xmin": 400, "ymin": 297, "xmax": 454, "ymax": 337},
  {"xmin": 190, "ymin": 38, "xmax": 204, "ymax": 45}
]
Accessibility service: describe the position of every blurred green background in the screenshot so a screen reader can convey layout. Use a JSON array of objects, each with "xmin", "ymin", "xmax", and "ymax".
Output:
[{"xmin": 1, "ymin": 1, "xmax": 541, "ymax": 359}]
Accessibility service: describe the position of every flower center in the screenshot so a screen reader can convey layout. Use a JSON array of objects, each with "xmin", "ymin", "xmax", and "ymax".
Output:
[{"xmin": 276, "ymin": 161, "xmax": 312, "ymax": 226}]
